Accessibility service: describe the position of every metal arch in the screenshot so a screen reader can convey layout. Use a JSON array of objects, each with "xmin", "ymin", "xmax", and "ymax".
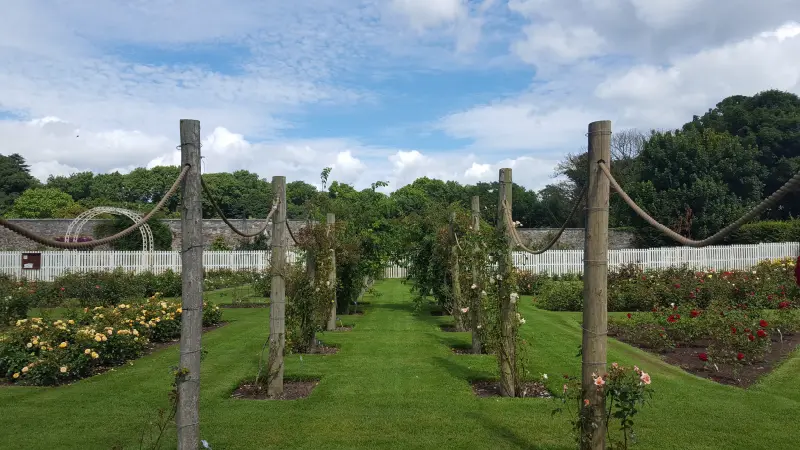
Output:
[{"xmin": 66, "ymin": 207, "xmax": 154, "ymax": 252}]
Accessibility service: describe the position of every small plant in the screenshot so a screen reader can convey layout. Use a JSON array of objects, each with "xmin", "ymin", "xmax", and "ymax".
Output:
[{"xmin": 553, "ymin": 363, "xmax": 654, "ymax": 449}]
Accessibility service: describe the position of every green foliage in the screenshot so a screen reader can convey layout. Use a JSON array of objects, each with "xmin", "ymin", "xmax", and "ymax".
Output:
[
  {"xmin": 286, "ymin": 221, "xmax": 336, "ymax": 353},
  {"xmin": 534, "ymin": 281, "xmax": 584, "ymax": 311},
  {"xmin": 210, "ymin": 235, "xmax": 232, "ymax": 251},
  {"xmin": 6, "ymin": 187, "xmax": 80, "ymax": 218},
  {"xmin": 93, "ymin": 215, "xmax": 173, "ymax": 251},
  {"xmin": 0, "ymin": 153, "xmax": 40, "ymax": 214},
  {"xmin": 728, "ymin": 220, "xmax": 800, "ymax": 244},
  {"xmin": 252, "ymin": 270, "xmax": 272, "ymax": 297}
]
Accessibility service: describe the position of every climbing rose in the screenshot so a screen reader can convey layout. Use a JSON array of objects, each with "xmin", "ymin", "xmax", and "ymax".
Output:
[{"xmin": 698, "ymin": 353, "xmax": 708, "ymax": 362}]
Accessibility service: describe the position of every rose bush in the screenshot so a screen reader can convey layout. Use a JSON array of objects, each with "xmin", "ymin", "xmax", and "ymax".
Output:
[{"xmin": 0, "ymin": 293, "xmax": 223, "ymax": 386}]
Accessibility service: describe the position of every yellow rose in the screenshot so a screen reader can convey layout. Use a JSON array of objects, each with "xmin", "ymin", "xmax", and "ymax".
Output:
[
  {"xmin": 95, "ymin": 335, "xmax": 102, "ymax": 342},
  {"xmin": 12, "ymin": 372, "xmax": 20, "ymax": 379},
  {"xmin": 59, "ymin": 342, "xmax": 68, "ymax": 349},
  {"xmin": 91, "ymin": 352, "xmax": 99, "ymax": 359},
  {"xmin": 68, "ymin": 320, "xmax": 74, "ymax": 325},
  {"xmin": 22, "ymin": 367, "xmax": 29, "ymax": 373},
  {"xmin": 59, "ymin": 366, "xmax": 68, "ymax": 373}
]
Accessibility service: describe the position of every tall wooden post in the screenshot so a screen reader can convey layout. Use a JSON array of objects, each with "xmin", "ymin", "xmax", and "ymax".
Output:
[
  {"xmin": 268, "ymin": 176, "xmax": 287, "ymax": 397},
  {"xmin": 326, "ymin": 213, "xmax": 337, "ymax": 331},
  {"xmin": 497, "ymin": 168, "xmax": 516, "ymax": 397},
  {"xmin": 470, "ymin": 196, "xmax": 482, "ymax": 354},
  {"xmin": 306, "ymin": 233, "xmax": 317, "ymax": 350},
  {"xmin": 177, "ymin": 119, "xmax": 203, "ymax": 450},
  {"xmin": 449, "ymin": 211, "xmax": 465, "ymax": 331},
  {"xmin": 582, "ymin": 120, "xmax": 611, "ymax": 450}
]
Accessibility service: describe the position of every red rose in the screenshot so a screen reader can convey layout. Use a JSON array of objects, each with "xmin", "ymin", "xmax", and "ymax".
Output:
[
  {"xmin": 731, "ymin": 327, "xmax": 737, "ymax": 334},
  {"xmin": 759, "ymin": 320, "xmax": 768, "ymax": 328},
  {"xmin": 667, "ymin": 315, "xmax": 677, "ymax": 323},
  {"xmin": 627, "ymin": 313, "xmax": 632, "ymax": 319},
  {"xmin": 674, "ymin": 284, "xmax": 681, "ymax": 289},
  {"xmin": 737, "ymin": 353, "xmax": 744, "ymax": 361},
  {"xmin": 748, "ymin": 334, "xmax": 755, "ymax": 341},
  {"xmin": 690, "ymin": 310, "xmax": 699, "ymax": 318},
  {"xmin": 757, "ymin": 329, "xmax": 767, "ymax": 338},
  {"xmin": 778, "ymin": 301, "xmax": 790, "ymax": 309},
  {"xmin": 698, "ymin": 353, "xmax": 708, "ymax": 362},
  {"xmin": 60, "ymin": 287, "xmax": 65, "ymax": 291},
  {"xmin": 95, "ymin": 285, "xmax": 100, "ymax": 289},
  {"xmin": 744, "ymin": 328, "xmax": 751, "ymax": 333},
  {"xmin": 768, "ymin": 295, "xmax": 773, "ymax": 301}
]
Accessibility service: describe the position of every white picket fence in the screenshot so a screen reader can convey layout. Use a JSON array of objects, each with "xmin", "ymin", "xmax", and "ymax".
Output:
[{"xmin": 0, "ymin": 242, "xmax": 797, "ymax": 281}]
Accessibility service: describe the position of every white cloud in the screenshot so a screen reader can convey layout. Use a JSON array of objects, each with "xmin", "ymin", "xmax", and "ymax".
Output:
[
  {"xmin": 513, "ymin": 22, "xmax": 606, "ymax": 67},
  {"xmin": 390, "ymin": 0, "xmax": 467, "ymax": 30},
  {"xmin": 595, "ymin": 21, "xmax": 800, "ymax": 128}
]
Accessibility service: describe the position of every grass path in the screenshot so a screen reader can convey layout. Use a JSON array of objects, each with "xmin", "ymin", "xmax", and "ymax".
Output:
[{"xmin": 1, "ymin": 280, "xmax": 798, "ymax": 449}]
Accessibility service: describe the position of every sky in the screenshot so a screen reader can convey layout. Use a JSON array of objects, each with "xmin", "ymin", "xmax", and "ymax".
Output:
[{"xmin": 1, "ymin": 0, "xmax": 799, "ymax": 193}]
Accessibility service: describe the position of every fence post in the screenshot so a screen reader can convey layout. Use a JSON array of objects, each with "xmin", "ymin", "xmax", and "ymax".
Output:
[
  {"xmin": 176, "ymin": 119, "xmax": 203, "ymax": 450},
  {"xmin": 268, "ymin": 176, "xmax": 287, "ymax": 397},
  {"xmin": 497, "ymin": 168, "xmax": 516, "ymax": 397},
  {"xmin": 470, "ymin": 196, "xmax": 483, "ymax": 354},
  {"xmin": 326, "ymin": 213, "xmax": 338, "ymax": 330},
  {"xmin": 582, "ymin": 120, "xmax": 611, "ymax": 450}
]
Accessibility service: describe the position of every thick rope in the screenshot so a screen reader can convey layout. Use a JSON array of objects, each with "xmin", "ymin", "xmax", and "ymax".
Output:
[
  {"xmin": 0, "ymin": 165, "xmax": 190, "ymax": 249},
  {"xmin": 503, "ymin": 184, "xmax": 587, "ymax": 255},
  {"xmin": 200, "ymin": 177, "xmax": 279, "ymax": 238},
  {"xmin": 598, "ymin": 161, "xmax": 800, "ymax": 248}
]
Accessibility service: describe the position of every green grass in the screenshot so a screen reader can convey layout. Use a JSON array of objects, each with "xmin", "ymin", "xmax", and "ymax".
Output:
[{"xmin": 1, "ymin": 280, "xmax": 798, "ymax": 449}]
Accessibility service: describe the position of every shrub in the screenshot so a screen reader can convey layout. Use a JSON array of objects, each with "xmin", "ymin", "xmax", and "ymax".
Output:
[
  {"xmin": 0, "ymin": 293, "xmax": 223, "ymax": 386},
  {"xmin": 534, "ymin": 281, "xmax": 583, "ymax": 311},
  {"xmin": 728, "ymin": 220, "xmax": 800, "ymax": 244},
  {"xmin": 252, "ymin": 270, "xmax": 272, "ymax": 297},
  {"xmin": 514, "ymin": 269, "xmax": 550, "ymax": 295}
]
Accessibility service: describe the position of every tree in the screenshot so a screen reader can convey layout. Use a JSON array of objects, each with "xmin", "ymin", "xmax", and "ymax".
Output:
[
  {"xmin": 0, "ymin": 153, "xmax": 40, "ymax": 214},
  {"xmin": 684, "ymin": 89, "xmax": 800, "ymax": 219},
  {"xmin": 93, "ymin": 215, "xmax": 173, "ymax": 250},
  {"xmin": 6, "ymin": 188, "xmax": 81, "ymax": 218},
  {"xmin": 627, "ymin": 128, "xmax": 765, "ymax": 246}
]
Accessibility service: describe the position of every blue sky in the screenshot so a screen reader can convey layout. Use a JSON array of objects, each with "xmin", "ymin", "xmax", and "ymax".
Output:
[{"xmin": 0, "ymin": 0, "xmax": 798, "ymax": 191}]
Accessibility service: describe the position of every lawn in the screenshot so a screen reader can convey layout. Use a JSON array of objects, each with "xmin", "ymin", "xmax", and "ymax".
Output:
[{"xmin": 1, "ymin": 279, "xmax": 798, "ymax": 449}]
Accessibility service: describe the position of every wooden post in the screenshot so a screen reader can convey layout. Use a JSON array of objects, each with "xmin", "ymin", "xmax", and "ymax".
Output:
[
  {"xmin": 582, "ymin": 120, "xmax": 611, "ymax": 450},
  {"xmin": 449, "ymin": 211, "xmax": 465, "ymax": 331},
  {"xmin": 177, "ymin": 119, "xmax": 203, "ymax": 450},
  {"xmin": 470, "ymin": 196, "xmax": 482, "ymax": 354},
  {"xmin": 306, "ymin": 233, "xmax": 317, "ymax": 350},
  {"xmin": 497, "ymin": 168, "xmax": 516, "ymax": 397},
  {"xmin": 326, "ymin": 213, "xmax": 337, "ymax": 331},
  {"xmin": 268, "ymin": 176, "xmax": 287, "ymax": 397}
]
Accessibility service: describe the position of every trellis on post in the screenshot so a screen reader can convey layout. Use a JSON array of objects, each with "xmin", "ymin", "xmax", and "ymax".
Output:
[
  {"xmin": 449, "ymin": 211, "xmax": 465, "ymax": 331},
  {"xmin": 582, "ymin": 120, "xmax": 612, "ymax": 450},
  {"xmin": 497, "ymin": 168, "xmax": 517, "ymax": 397},
  {"xmin": 177, "ymin": 119, "xmax": 203, "ymax": 450},
  {"xmin": 470, "ymin": 195, "xmax": 482, "ymax": 354},
  {"xmin": 268, "ymin": 176, "xmax": 287, "ymax": 397},
  {"xmin": 326, "ymin": 213, "xmax": 337, "ymax": 331}
]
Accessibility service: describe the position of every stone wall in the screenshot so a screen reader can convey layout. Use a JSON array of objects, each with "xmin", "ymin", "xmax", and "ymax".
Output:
[
  {"xmin": 0, "ymin": 220, "xmax": 637, "ymax": 251},
  {"xmin": 516, "ymin": 228, "xmax": 635, "ymax": 250},
  {"xmin": 0, "ymin": 219, "xmax": 307, "ymax": 251}
]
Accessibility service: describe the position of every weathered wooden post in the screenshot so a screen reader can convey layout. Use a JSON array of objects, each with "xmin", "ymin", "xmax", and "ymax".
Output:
[
  {"xmin": 306, "ymin": 224, "xmax": 317, "ymax": 350},
  {"xmin": 177, "ymin": 119, "xmax": 203, "ymax": 450},
  {"xmin": 268, "ymin": 176, "xmax": 287, "ymax": 397},
  {"xmin": 326, "ymin": 213, "xmax": 337, "ymax": 331},
  {"xmin": 470, "ymin": 196, "xmax": 482, "ymax": 354},
  {"xmin": 497, "ymin": 168, "xmax": 516, "ymax": 397},
  {"xmin": 449, "ymin": 211, "xmax": 465, "ymax": 331},
  {"xmin": 582, "ymin": 120, "xmax": 611, "ymax": 450}
]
